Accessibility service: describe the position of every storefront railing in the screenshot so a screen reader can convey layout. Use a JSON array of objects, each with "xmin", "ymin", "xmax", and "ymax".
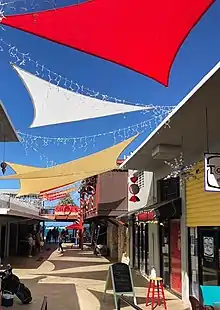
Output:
[{"xmin": 117, "ymin": 295, "xmax": 142, "ymax": 310}]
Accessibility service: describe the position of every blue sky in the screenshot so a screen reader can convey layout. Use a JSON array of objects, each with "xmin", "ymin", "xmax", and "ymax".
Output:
[{"xmin": 0, "ymin": 0, "xmax": 219, "ymax": 192}]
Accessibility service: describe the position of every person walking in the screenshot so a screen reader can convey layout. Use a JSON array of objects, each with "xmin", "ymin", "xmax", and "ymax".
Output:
[
  {"xmin": 36, "ymin": 230, "xmax": 41, "ymax": 254},
  {"xmin": 57, "ymin": 234, "xmax": 64, "ymax": 253},
  {"xmin": 39, "ymin": 230, "xmax": 44, "ymax": 252},
  {"xmin": 27, "ymin": 233, "xmax": 33, "ymax": 258},
  {"xmin": 46, "ymin": 229, "xmax": 52, "ymax": 244},
  {"xmin": 75, "ymin": 230, "xmax": 79, "ymax": 247}
]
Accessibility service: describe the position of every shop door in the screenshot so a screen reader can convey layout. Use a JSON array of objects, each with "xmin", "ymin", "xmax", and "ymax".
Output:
[
  {"xmin": 170, "ymin": 220, "xmax": 182, "ymax": 294},
  {"xmin": 160, "ymin": 222, "xmax": 170, "ymax": 288},
  {"xmin": 199, "ymin": 229, "xmax": 218, "ymax": 286}
]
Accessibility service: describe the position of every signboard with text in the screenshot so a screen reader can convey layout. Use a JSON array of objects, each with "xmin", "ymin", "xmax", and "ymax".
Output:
[
  {"xmin": 204, "ymin": 153, "xmax": 220, "ymax": 192},
  {"xmin": 103, "ymin": 263, "xmax": 136, "ymax": 309},
  {"xmin": 54, "ymin": 205, "xmax": 78, "ymax": 217}
]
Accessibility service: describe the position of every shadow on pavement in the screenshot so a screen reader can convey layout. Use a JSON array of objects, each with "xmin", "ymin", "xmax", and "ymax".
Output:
[
  {"xmin": 11, "ymin": 278, "xmax": 81, "ymax": 310},
  {"xmin": 5, "ymin": 245, "xmax": 57, "ymax": 270},
  {"xmin": 89, "ymin": 289, "xmax": 147, "ymax": 309}
]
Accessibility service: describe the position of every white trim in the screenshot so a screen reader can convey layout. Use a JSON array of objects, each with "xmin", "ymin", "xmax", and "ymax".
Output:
[
  {"xmin": 121, "ymin": 61, "xmax": 220, "ymax": 169},
  {"xmin": 0, "ymin": 101, "xmax": 19, "ymax": 141},
  {"xmin": 0, "ymin": 208, "xmax": 45, "ymax": 220},
  {"xmin": 0, "ymin": 209, "xmax": 8, "ymax": 215}
]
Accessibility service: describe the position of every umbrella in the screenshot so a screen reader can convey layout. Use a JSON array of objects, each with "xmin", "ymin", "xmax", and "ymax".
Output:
[
  {"xmin": 1, "ymin": 0, "xmax": 214, "ymax": 86},
  {"xmin": 66, "ymin": 223, "xmax": 82, "ymax": 230}
]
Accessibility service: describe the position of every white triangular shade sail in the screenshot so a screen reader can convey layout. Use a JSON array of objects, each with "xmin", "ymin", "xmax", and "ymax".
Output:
[
  {"xmin": 1, "ymin": 134, "xmax": 137, "ymax": 196},
  {"xmin": 13, "ymin": 65, "xmax": 152, "ymax": 128}
]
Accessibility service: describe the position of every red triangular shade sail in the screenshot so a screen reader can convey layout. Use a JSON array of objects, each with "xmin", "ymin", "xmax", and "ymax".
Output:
[{"xmin": 1, "ymin": 0, "xmax": 214, "ymax": 86}]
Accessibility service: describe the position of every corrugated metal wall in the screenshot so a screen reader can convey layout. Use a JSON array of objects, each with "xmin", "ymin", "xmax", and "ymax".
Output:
[{"xmin": 186, "ymin": 161, "xmax": 220, "ymax": 227}]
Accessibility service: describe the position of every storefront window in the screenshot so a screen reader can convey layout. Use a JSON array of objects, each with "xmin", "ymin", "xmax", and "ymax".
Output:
[{"xmin": 199, "ymin": 228, "xmax": 218, "ymax": 286}]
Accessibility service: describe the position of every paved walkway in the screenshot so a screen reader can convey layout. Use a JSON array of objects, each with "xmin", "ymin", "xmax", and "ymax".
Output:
[{"xmin": 5, "ymin": 244, "xmax": 189, "ymax": 309}]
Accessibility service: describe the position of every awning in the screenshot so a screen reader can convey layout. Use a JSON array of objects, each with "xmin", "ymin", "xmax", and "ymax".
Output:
[
  {"xmin": 136, "ymin": 197, "xmax": 182, "ymax": 222},
  {"xmin": 0, "ymin": 134, "xmax": 137, "ymax": 196},
  {"xmin": 116, "ymin": 209, "xmax": 138, "ymax": 223}
]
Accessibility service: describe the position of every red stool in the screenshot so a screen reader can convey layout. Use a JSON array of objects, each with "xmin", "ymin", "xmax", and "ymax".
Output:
[{"xmin": 146, "ymin": 277, "xmax": 167, "ymax": 309}]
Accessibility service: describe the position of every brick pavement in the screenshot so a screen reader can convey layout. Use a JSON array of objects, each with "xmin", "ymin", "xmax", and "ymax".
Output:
[{"xmin": 3, "ymin": 244, "xmax": 190, "ymax": 309}]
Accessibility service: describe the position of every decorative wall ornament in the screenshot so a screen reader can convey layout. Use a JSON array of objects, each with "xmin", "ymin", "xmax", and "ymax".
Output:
[
  {"xmin": 164, "ymin": 152, "xmax": 198, "ymax": 181},
  {"xmin": 129, "ymin": 175, "xmax": 140, "ymax": 202},
  {"xmin": 13, "ymin": 64, "xmax": 153, "ymax": 128},
  {"xmin": 204, "ymin": 153, "xmax": 220, "ymax": 192},
  {"xmin": 0, "ymin": 161, "xmax": 7, "ymax": 174},
  {"xmin": 1, "ymin": 0, "xmax": 214, "ymax": 85}
]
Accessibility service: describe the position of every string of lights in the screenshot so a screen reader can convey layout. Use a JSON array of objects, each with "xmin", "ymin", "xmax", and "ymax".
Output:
[
  {"xmin": 23, "ymin": 142, "xmax": 57, "ymax": 167},
  {"xmin": 164, "ymin": 152, "xmax": 198, "ymax": 182},
  {"xmin": 17, "ymin": 116, "xmax": 162, "ymax": 155},
  {"xmin": 17, "ymin": 115, "xmax": 174, "ymax": 167},
  {"xmin": 0, "ymin": 0, "xmax": 58, "ymax": 19}
]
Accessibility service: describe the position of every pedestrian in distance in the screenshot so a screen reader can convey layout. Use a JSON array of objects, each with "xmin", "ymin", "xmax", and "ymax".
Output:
[
  {"xmin": 36, "ymin": 230, "xmax": 41, "ymax": 253},
  {"xmin": 46, "ymin": 229, "xmax": 52, "ymax": 244},
  {"xmin": 57, "ymin": 234, "xmax": 64, "ymax": 253},
  {"xmin": 27, "ymin": 233, "xmax": 33, "ymax": 258}
]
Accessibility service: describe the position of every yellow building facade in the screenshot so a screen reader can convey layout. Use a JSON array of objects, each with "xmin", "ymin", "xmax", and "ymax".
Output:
[{"xmin": 186, "ymin": 161, "xmax": 220, "ymax": 227}]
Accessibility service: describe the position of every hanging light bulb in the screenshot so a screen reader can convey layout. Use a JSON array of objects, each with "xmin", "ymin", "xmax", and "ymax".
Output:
[{"xmin": 0, "ymin": 161, "xmax": 7, "ymax": 175}]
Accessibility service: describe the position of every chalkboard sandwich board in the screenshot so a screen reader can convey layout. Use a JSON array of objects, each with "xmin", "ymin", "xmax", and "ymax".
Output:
[{"xmin": 103, "ymin": 262, "xmax": 137, "ymax": 309}]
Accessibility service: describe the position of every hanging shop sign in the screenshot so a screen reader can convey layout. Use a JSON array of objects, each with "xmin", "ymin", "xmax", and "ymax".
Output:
[
  {"xmin": 41, "ymin": 192, "xmax": 67, "ymax": 201},
  {"xmin": 40, "ymin": 185, "xmax": 79, "ymax": 200},
  {"xmin": 54, "ymin": 205, "xmax": 78, "ymax": 217},
  {"xmin": 137, "ymin": 210, "xmax": 157, "ymax": 222},
  {"xmin": 129, "ymin": 176, "xmax": 140, "ymax": 202},
  {"xmin": 204, "ymin": 153, "xmax": 220, "ymax": 192}
]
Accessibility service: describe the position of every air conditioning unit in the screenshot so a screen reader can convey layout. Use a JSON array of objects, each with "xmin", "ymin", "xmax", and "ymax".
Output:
[{"xmin": 152, "ymin": 144, "xmax": 181, "ymax": 160}]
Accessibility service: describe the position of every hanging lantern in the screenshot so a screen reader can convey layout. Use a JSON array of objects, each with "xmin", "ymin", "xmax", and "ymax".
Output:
[
  {"xmin": 129, "ymin": 175, "xmax": 140, "ymax": 202},
  {"xmin": 0, "ymin": 161, "xmax": 7, "ymax": 175}
]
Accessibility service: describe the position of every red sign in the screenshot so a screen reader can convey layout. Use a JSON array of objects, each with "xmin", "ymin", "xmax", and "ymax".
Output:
[
  {"xmin": 44, "ymin": 192, "xmax": 67, "ymax": 201},
  {"xmin": 137, "ymin": 211, "xmax": 156, "ymax": 222},
  {"xmin": 40, "ymin": 187, "xmax": 78, "ymax": 201},
  {"xmin": 54, "ymin": 205, "xmax": 79, "ymax": 216}
]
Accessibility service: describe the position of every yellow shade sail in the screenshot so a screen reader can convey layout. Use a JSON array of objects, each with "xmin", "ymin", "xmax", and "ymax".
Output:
[{"xmin": 3, "ymin": 135, "xmax": 137, "ymax": 196}]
